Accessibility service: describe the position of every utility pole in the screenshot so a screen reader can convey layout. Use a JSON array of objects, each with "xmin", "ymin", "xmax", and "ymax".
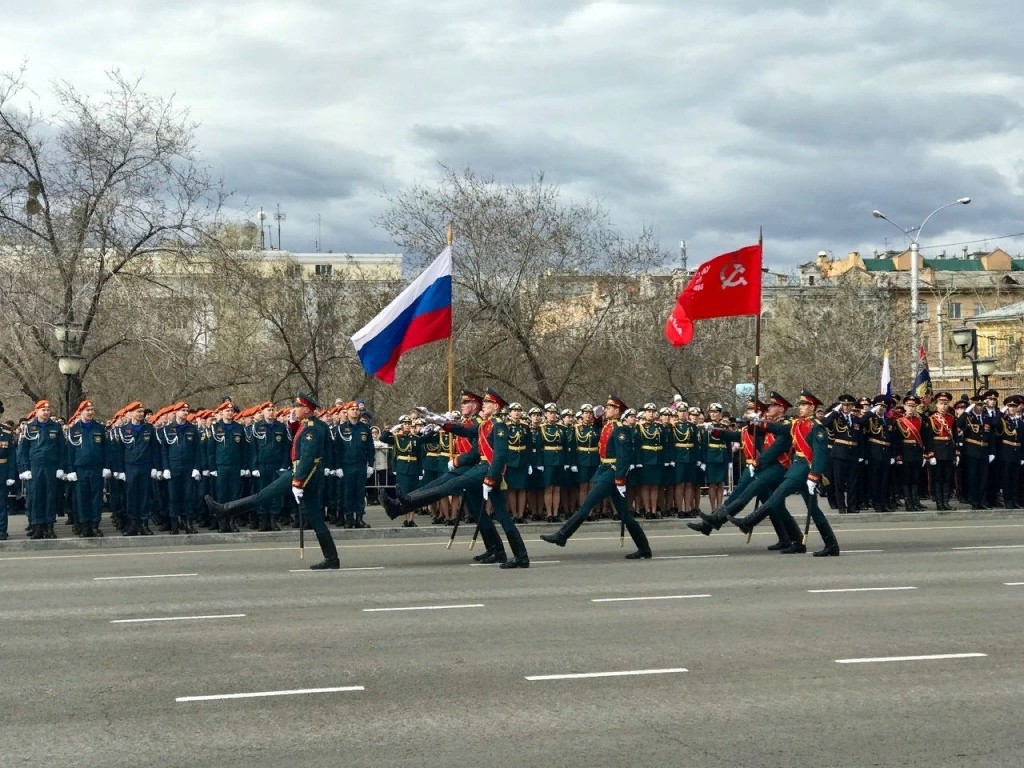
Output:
[{"xmin": 274, "ymin": 203, "xmax": 287, "ymax": 250}]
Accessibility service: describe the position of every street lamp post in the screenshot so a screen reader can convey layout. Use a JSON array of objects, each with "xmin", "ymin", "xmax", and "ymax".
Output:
[
  {"xmin": 951, "ymin": 324, "xmax": 997, "ymax": 395},
  {"xmin": 54, "ymin": 319, "xmax": 85, "ymax": 421},
  {"xmin": 872, "ymin": 197, "xmax": 971, "ymax": 381}
]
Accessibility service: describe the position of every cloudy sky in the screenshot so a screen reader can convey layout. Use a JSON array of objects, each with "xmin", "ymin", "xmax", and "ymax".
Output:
[{"xmin": 4, "ymin": 0, "xmax": 1023, "ymax": 271}]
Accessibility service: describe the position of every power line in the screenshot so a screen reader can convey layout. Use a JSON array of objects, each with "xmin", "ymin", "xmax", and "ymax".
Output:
[{"xmin": 919, "ymin": 231, "xmax": 1024, "ymax": 252}]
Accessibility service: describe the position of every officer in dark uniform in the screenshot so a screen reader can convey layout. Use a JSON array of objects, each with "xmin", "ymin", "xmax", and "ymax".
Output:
[
  {"xmin": 65, "ymin": 400, "xmax": 110, "ymax": 537},
  {"xmin": 821, "ymin": 394, "xmax": 861, "ymax": 513},
  {"xmin": 539, "ymin": 403, "xmax": 567, "ymax": 521},
  {"xmin": 161, "ymin": 402, "xmax": 201, "ymax": 534},
  {"xmin": 995, "ymin": 395, "xmax": 1023, "ymax": 508},
  {"xmin": 251, "ymin": 401, "xmax": 290, "ymax": 531},
  {"xmin": 17, "ymin": 400, "xmax": 66, "ymax": 539},
  {"xmin": 981, "ymin": 390, "xmax": 1002, "ymax": 506},
  {"xmin": 378, "ymin": 415, "xmax": 422, "ymax": 528},
  {"xmin": 117, "ymin": 401, "xmax": 158, "ymax": 536},
  {"xmin": 860, "ymin": 395, "xmax": 895, "ymax": 512},
  {"xmin": 922, "ymin": 392, "xmax": 957, "ymax": 510},
  {"xmin": 539, "ymin": 396, "xmax": 652, "ymax": 559},
  {"xmin": 206, "ymin": 393, "xmax": 341, "ymax": 569},
  {"xmin": 957, "ymin": 394, "xmax": 994, "ymax": 509},
  {"xmin": 338, "ymin": 400, "xmax": 375, "ymax": 528},
  {"xmin": 0, "ymin": 402, "xmax": 17, "ymax": 541},
  {"xmin": 210, "ymin": 402, "xmax": 251, "ymax": 532}
]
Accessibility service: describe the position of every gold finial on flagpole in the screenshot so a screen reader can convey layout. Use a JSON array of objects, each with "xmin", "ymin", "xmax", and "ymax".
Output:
[{"xmin": 446, "ymin": 223, "xmax": 454, "ymax": 247}]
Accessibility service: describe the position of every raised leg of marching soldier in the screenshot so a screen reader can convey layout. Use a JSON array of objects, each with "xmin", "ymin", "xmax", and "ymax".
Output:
[
  {"xmin": 727, "ymin": 476, "xmax": 804, "ymax": 552},
  {"xmin": 690, "ymin": 463, "xmax": 789, "ymax": 549},
  {"xmin": 540, "ymin": 474, "xmax": 651, "ymax": 559}
]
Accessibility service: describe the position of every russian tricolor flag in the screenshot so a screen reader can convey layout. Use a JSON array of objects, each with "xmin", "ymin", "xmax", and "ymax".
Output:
[{"xmin": 351, "ymin": 246, "xmax": 453, "ymax": 384}]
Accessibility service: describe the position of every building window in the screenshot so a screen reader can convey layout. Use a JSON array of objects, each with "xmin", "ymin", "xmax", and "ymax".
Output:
[
  {"xmin": 947, "ymin": 302, "xmax": 962, "ymax": 320},
  {"xmin": 972, "ymin": 303, "xmax": 985, "ymax": 317},
  {"xmin": 918, "ymin": 303, "xmax": 929, "ymax": 320},
  {"xmin": 984, "ymin": 336, "xmax": 997, "ymax": 357},
  {"xmin": 314, "ymin": 264, "xmax": 333, "ymax": 277}
]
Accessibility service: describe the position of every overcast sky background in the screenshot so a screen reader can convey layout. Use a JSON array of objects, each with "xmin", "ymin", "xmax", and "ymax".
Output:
[{"xmin": 4, "ymin": 1, "xmax": 1023, "ymax": 271}]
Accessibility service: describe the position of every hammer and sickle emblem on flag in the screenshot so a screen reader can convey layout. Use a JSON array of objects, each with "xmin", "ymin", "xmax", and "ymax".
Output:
[{"xmin": 720, "ymin": 262, "xmax": 748, "ymax": 289}]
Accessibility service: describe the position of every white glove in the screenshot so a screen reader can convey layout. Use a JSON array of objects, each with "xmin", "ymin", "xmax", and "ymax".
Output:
[
  {"xmin": 527, "ymin": 465, "xmax": 533, "ymax": 475},
  {"xmin": 806, "ymin": 479, "xmax": 817, "ymax": 496},
  {"xmin": 251, "ymin": 469, "xmax": 260, "ymax": 478},
  {"xmin": 616, "ymin": 484, "xmax": 627, "ymax": 498},
  {"xmin": 5, "ymin": 478, "xmax": 13, "ymax": 486},
  {"xmin": 563, "ymin": 465, "xmax": 570, "ymax": 471},
  {"xmin": 66, "ymin": 472, "xmax": 78, "ymax": 482},
  {"xmin": 629, "ymin": 464, "xmax": 636, "ymax": 471},
  {"xmin": 698, "ymin": 462, "xmax": 707, "ymax": 471},
  {"xmin": 192, "ymin": 469, "xmax": 201, "ymax": 480},
  {"xmin": 116, "ymin": 472, "xmax": 126, "ymax": 480},
  {"xmin": 664, "ymin": 462, "xmax": 671, "ymax": 467},
  {"xmin": 20, "ymin": 470, "xmax": 31, "ymax": 480},
  {"xmin": 929, "ymin": 457, "xmax": 937, "ymax": 466},
  {"xmin": 56, "ymin": 469, "xmax": 66, "ymax": 480},
  {"xmin": 748, "ymin": 465, "xmax": 755, "ymax": 477},
  {"xmin": 447, "ymin": 460, "xmax": 456, "ymax": 472},
  {"xmin": 102, "ymin": 468, "xmax": 112, "ymax": 479},
  {"xmin": 482, "ymin": 484, "xmax": 491, "ymax": 501},
  {"xmin": 240, "ymin": 469, "xmax": 249, "ymax": 477},
  {"xmin": 570, "ymin": 465, "xmax": 578, "ymax": 473},
  {"xmin": 858, "ymin": 457, "xmax": 865, "ymax": 463},
  {"xmin": 988, "ymin": 454, "xmax": 996, "ymax": 464},
  {"xmin": 150, "ymin": 469, "xmax": 159, "ymax": 479},
  {"xmin": 210, "ymin": 470, "xmax": 218, "ymax": 477},
  {"xmin": 955, "ymin": 456, "xmax": 960, "ymax": 466},
  {"xmin": 337, "ymin": 467, "xmax": 344, "ymax": 478},
  {"xmin": 889, "ymin": 458, "xmax": 895, "ymax": 465},
  {"xmin": 292, "ymin": 486, "xmax": 304, "ymax": 503},
  {"xmin": 669, "ymin": 461, "xmax": 676, "ymax": 467},
  {"xmin": 418, "ymin": 474, "xmax": 424, "ymax": 480},
  {"xmin": 163, "ymin": 469, "xmax": 171, "ymax": 480},
  {"xmin": 366, "ymin": 465, "xmax": 373, "ymax": 478},
  {"xmin": 921, "ymin": 459, "xmax": 927, "ymax": 467}
]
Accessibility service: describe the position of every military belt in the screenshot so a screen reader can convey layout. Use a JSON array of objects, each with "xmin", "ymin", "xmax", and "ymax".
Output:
[
  {"xmin": 543, "ymin": 446, "xmax": 561, "ymax": 451},
  {"xmin": 601, "ymin": 458, "xmax": 616, "ymax": 465},
  {"xmin": 1001, "ymin": 441, "xmax": 1020, "ymax": 447},
  {"xmin": 868, "ymin": 438, "xmax": 889, "ymax": 446},
  {"xmin": 833, "ymin": 438, "xmax": 857, "ymax": 447},
  {"xmin": 794, "ymin": 451, "xmax": 808, "ymax": 459},
  {"xmin": 508, "ymin": 446, "xmax": 526, "ymax": 451},
  {"xmin": 675, "ymin": 442, "xmax": 694, "ymax": 448},
  {"xmin": 396, "ymin": 455, "xmax": 417, "ymax": 461},
  {"xmin": 932, "ymin": 436, "xmax": 952, "ymax": 441},
  {"xmin": 640, "ymin": 445, "xmax": 660, "ymax": 451},
  {"xmin": 965, "ymin": 439, "xmax": 985, "ymax": 446},
  {"xmin": 577, "ymin": 447, "xmax": 597, "ymax": 453}
]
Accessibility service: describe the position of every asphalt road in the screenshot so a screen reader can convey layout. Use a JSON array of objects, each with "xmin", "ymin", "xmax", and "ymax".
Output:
[{"xmin": 1, "ymin": 518, "xmax": 1022, "ymax": 768}]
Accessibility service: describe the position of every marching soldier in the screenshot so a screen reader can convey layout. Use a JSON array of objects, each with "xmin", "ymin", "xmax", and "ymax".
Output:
[
  {"xmin": 382, "ymin": 388, "xmax": 530, "ymax": 568},
  {"xmin": 922, "ymin": 392, "xmax": 957, "ymax": 511},
  {"xmin": 539, "ymin": 395, "xmax": 652, "ymax": 559},
  {"xmin": 207, "ymin": 393, "xmax": 341, "ymax": 569},
  {"xmin": 729, "ymin": 389, "xmax": 840, "ymax": 556}
]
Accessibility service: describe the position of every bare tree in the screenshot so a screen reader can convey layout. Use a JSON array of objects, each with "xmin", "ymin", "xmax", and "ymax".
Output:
[
  {"xmin": 378, "ymin": 167, "xmax": 669, "ymax": 405},
  {"xmin": 0, "ymin": 67, "xmax": 223, "ymax": 416}
]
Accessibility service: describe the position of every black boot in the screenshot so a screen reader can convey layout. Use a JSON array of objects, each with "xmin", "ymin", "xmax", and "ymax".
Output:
[
  {"xmin": 540, "ymin": 531, "xmax": 567, "ymax": 547},
  {"xmin": 44, "ymin": 524, "xmax": 57, "ymax": 539},
  {"xmin": 204, "ymin": 494, "xmax": 256, "ymax": 518},
  {"xmin": 140, "ymin": 522, "xmax": 154, "ymax": 536},
  {"xmin": 310, "ymin": 529, "xmax": 340, "ymax": 570},
  {"xmin": 686, "ymin": 519, "xmax": 714, "ymax": 536},
  {"xmin": 499, "ymin": 528, "xmax": 530, "ymax": 569},
  {"xmin": 82, "ymin": 523, "xmax": 96, "ymax": 538},
  {"xmin": 726, "ymin": 513, "xmax": 753, "ymax": 535},
  {"xmin": 813, "ymin": 544, "xmax": 841, "ymax": 557},
  {"xmin": 258, "ymin": 515, "xmax": 272, "ymax": 532},
  {"xmin": 30, "ymin": 525, "xmax": 45, "ymax": 540}
]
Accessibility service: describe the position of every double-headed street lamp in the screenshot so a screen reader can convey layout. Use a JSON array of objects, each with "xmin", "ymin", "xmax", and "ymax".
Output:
[
  {"xmin": 951, "ymin": 324, "xmax": 998, "ymax": 395},
  {"xmin": 872, "ymin": 197, "xmax": 971, "ymax": 380},
  {"xmin": 54, "ymin": 319, "xmax": 84, "ymax": 421}
]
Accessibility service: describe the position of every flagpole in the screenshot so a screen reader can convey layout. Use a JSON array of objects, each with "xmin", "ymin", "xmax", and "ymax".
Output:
[
  {"xmin": 444, "ymin": 223, "xmax": 460, "ymax": 550},
  {"xmin": 752, "ymin": 228, "xmax": 763, "ymax": 404}
]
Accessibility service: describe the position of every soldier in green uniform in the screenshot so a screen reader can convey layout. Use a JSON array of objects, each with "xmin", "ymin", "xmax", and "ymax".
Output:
[
  {"xmin": 382, "ymin": 388, "xmax": 529, "ymax": 568},
  {"xmin": 539, "ymin": 403, "xmax": 567, "ymax": 521},
  {"xmin": 634, "ymin": 402, "xmax": 664, "ymax": 518},
  {"xmin": 703, "ymin": 403, "xmax": 732, "ymax": 512},
  {"xmin": 728, "ymin": 389, "xmax": 840, "ymax": 556},
  {"xmin": 560, "ymin": 409, "xmax": 580, "ymax": 516},
  {"xmin": 526, "ymin": 407, "xmax": 545, "ymax": 521},
  {"xmin": 540, "ymin": 396, "xmax": 652, "ymax": 559},
  {"xmin": 378, "ymin": 416, "xmax": 423, "ymax": 527},
  {"xmin": 206, "ymin": 393, "xmax": 341, "ymax": 569},
  {"xmin": 573, "ymin": 404, "xmax": 600, "ymax": 510},
  {"xmin": 503, "ymin": 403, "xmax": 532, "ymax": 523}
]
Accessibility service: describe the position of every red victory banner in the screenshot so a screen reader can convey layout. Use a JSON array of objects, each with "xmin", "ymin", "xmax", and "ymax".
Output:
[{"xmin": 665, "ymin": 243, "xmax": 762, "ymax": 347}]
